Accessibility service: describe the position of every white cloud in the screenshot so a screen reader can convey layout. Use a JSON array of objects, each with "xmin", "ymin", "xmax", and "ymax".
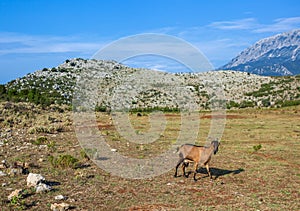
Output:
[
  {"xmin": 253, "ymin": 17, "xmax": 300, "ymax": 33},
  {"xmin": 208, "ymin": 17, "xmax": 300, "ymax": 33},
  {"xmin": 208, "ymin": 18, "xmax": 258, "ymax": 30},
  {"xmin": 0, "ymin": 32, "xmax": 104, "ymax": 55}
]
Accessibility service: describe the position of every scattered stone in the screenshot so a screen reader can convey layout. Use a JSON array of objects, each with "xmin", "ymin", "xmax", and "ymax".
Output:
[
  {"xmin": 7, "ymin": 189, "xmax": 22, "ymax": 201},
  {"xmin": 50, "ymin": 202, "xmax": 70, "ymax": 211},
  {"xmin": 111, "ymin": 148, "xmax": 117, "ymax": 152},
  {"xmin": 39, "ymin": 144, "xmax": 47, "ymax": 149},
  {"xmin": 68, "ymin": 198, "xmax": 76, "ymax": 203},
  {"xmin": 0, "ymin": 170, "xmax": 7, "ymax": 176},
  {"xmin": 0, "ymin": 160, "xmax": 8, "ymax": 169},
  {"xmin": 9, "ymin": 168, "xmax": 23, "ymax": 176},
  {"xmin": 27, "ymin": 173, "xmax": 45, "ymax": 187},
  {"xmin": 0, "ymin": 163, "xmax": 6, "ymax": 169},
  {"xmin": 8, "ymin": 161, "xmax": 28, "ymax": 176},
  {"xmin": 2, "ymin": 182, "xmax": 7, "ymax": 187},
  {"xmin": 55, "ymin": 195, "xmax": 67, "ymax": 200},
  {"xmin": 36, "ymin": 182, "xmax": 52, "ymax": 193}
]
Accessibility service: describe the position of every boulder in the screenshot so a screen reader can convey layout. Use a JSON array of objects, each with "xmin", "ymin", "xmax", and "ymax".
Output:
[{"xmin": 26, "ymin": 173, "xmax": 45, "ymax": 187}]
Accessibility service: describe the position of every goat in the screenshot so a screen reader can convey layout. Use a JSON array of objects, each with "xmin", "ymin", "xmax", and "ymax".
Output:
[{"xmin": 174, "ymin": 140, "xmax": 220, "ymax": 181}]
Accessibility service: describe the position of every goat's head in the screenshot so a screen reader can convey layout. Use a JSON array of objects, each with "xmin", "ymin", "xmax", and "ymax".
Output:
[{"xmin": 211, "ymin": 140, "xmax": 220, "ymax": 154}]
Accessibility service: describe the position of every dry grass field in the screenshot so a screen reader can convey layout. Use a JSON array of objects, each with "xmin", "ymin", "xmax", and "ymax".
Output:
[{"xmin": 0, "ymin": 102, "xmax": 299, "ymax": 210}]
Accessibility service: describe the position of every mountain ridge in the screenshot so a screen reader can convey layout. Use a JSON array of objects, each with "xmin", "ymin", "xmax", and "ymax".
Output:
[{"xmin": 220, "ymin": 29, "xmax": 300, "ymax": 76}]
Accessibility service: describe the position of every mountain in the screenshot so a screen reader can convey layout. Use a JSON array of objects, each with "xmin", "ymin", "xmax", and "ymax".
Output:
[
  {"xmin": 220, "ymin": 29, "xmax": 300, "ymax": 76},
  {"xmin": 0, "ymin": 58, "xmax": 299, "ymax": 109}
]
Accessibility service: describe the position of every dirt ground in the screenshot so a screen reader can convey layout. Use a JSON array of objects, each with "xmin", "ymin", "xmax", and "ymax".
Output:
[{"xmin": 0, "ymin": 102, "xmax": 299, "ymax": 210}]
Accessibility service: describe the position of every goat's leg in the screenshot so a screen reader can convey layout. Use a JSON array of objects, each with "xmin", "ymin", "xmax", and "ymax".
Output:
[
  {"xmin": 193, "ymin": 163, "xmax": 199, "ymax": 181},
  {"xmin": 174, "ymin": 158, "xmax": 184, "ymax": 177},
  {"xmin": 205, "ymin": 163, "xmax": 212, "ymax": 179},
  {"xmin": 182, "ymin": 161, "xmax": 189, "ymax": 178}
]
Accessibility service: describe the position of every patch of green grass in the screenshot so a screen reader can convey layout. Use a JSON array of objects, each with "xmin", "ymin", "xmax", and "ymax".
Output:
[
  {"xmin": 80, "ymin": 149, "xmax": 89, "ymax": 160},
  {"xmin": 48, "ymin": 154, "xmax": 79, "ymax": 169},
  {"xmin": 33, "ymin": 136, "xmax": 48, "ymax": 145},
  {"xmin": 32, "ymin": 136, "xmax": 56, "ymax": 152},
  {"xmin": 253, "ymin": 144, "xmax": 262, "ymax": 152}
]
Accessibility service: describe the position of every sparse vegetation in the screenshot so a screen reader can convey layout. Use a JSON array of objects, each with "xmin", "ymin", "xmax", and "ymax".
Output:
[
  {"xmin": 32, "ymin": 136, "xmax": 48, "ymax": 145},
  {"xmin": 253, "ymin": 144, "xmax": 262, "ymax": 152},
  {"xmin": 130, "ymin": 106, "xmax": 180, "ymax": 113},
  {"xmin": 48, "ymin": 154, "xmax": 79, "ymax": 169},
  {"xmin": 239, "ymin": 100, "xmax": 255, "ymax": 108},
  {"xmin": 0, "ymin": 101, "xmax": 299, "ymax": 210}
]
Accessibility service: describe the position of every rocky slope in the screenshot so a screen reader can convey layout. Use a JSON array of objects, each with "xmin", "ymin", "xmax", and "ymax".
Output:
[
  {"xmin": 1, "ymin": 58, "xmax": 300, "ymax": 110},
  {"xmin": 220, "ymin": 29, "xmax": 300, "ymax": 76}
]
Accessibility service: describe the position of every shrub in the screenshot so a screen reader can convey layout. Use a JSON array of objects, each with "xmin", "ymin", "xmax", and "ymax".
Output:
[
  {"xmin": 50, "ymin": 67, "xmax": 57, "ymax": 72},
  {"xmin": 33, "ymin": 136, "xmax": 48, "ymax": 145},
  {"xmin": 226, "ymin": 101, "xmax": 239, "ymax": 109},
  {"xmin": 239, "ymin": 101, "xmax": 255, "ymax": 108},
  {"xmin": 281, "ymin": 100, "xmax": 300, "ymax": 107},
  {"xmin": 253, "ymin": 144, "xmax": 262, "ymax": 152},
  {"xmin": 130, "ymin": 106, "xmax": 180, "ymax": 113},
  {"xmin": 28, "ymin": 124, "xmax": 65, "ymax": 134},
  {"xmin": 48, "ymin": 154, "xmax": 78, "ymax": 169},
  {"xmin": 95, "ymin": 105, "xmax": 107, "ymax": 112}
]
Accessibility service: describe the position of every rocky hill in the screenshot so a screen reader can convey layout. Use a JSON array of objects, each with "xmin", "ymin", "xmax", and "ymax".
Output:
[
  {"xmin": 220, "ymin": 29, "xmax": 300, "ymax": 76},
  {"xmin": 0, "ymin": 58, "xmax": 299, "ymax": 110}
]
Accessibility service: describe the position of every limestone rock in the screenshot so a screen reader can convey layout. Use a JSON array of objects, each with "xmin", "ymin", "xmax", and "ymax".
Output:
[
  {"xmin": 55, "ymin": 195, "xmax": 67, "ymax": 200},
  {"xmin": 35, "ymin": 182, "xmax": 52, "ymax": 193},
  {"xmin": 50, "ymin": 202, "xmax": 70, "ymax": 211},
  {"xmin": 0, "ymin": 170, "xmax": 7, "ymax": 176},
  {"xmin": 7, "ymin": 189, "xmax": 22, "ymax": 201},
  {"xmin": 26, "ymin": 173, "xmax": 45, "ymax": 187}
]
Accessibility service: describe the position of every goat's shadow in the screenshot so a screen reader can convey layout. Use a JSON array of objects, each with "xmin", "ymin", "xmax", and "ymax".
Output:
[{"xmin": 185, "ymin": 167, "xmax": 244, "ymax": 179}]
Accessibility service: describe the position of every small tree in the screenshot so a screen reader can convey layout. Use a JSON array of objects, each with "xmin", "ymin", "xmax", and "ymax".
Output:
[{"xmin": 0, "ymin": 85, "xmax": 7, "ymax": 99}]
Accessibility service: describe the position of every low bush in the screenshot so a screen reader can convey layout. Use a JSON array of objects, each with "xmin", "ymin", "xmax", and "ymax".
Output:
[{"xmin": 48, "ymin": 154, "xmax": 79, "ymax": 169}]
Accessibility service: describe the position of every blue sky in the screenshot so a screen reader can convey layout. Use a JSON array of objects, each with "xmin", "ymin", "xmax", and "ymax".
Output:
[{"xmin": 0, "ymin": 0, "xmax": 300, "ymax": 83}]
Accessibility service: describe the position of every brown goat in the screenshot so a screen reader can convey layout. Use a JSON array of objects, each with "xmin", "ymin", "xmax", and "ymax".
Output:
[{"xmin": 174, "ymin": 141, "xmax": 220, "ymax": 181}]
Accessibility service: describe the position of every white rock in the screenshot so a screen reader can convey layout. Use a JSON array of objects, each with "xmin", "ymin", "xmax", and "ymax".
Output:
[
  {"xmin": 55, "ymin": 195, "xmax": 66, "ymax": 200},
  {"xmin": 0, "ymin": 170, "xmax": 6, "ymax": 176},
  {"xmin": 50, "ymin": 202, "xmax": 70, "ymax": 211},
  {"xmin": 27, "ymin": 173, "xmax": 45, "ymax": 187},
  {"xmin": 36, "ymin": 183, "xmax": 52, "ymax": 193},
  {"xmin": 8, "ymin": 189, "xmax": 22, "ymax": 201},
  {"xmin": 111, "ymin": 148, "xmax": 117, "ymax": 152}
]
